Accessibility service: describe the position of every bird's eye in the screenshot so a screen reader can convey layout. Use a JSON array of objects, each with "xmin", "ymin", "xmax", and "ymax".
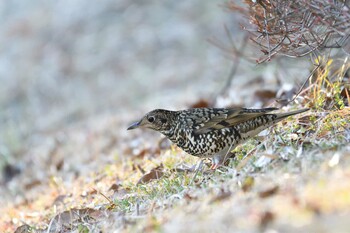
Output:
[{"xmin": 148, "ymin": 116, "xmax": 155, "ymax": 123}]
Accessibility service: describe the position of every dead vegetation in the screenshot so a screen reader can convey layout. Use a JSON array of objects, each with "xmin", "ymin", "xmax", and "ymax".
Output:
[
  {"xmin": 226, "ymin": 0, "xmax": 350, "ymax": 63},
  {"xmin": 3, "ymin": 56, "xmax": 348, "ymax": 233},
  {"xmin": 1, "ymin": 1, "xmax": 350, "ymax": 233}
]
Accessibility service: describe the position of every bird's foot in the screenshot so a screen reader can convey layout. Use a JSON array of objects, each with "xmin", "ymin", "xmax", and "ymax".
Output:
[{"xmin": 209, "ymin": 163, "xmax": 221, "ymax": 170}]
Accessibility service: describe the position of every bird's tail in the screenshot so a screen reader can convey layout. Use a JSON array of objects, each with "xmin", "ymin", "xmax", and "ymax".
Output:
[{"xmin": 236, "ymin": 108, "xmax": 309, "ymax": 140}]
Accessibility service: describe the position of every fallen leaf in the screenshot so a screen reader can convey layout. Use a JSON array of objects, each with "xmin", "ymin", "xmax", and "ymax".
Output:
[
  {"xmin": 209, "ymin": 189, "xmax": 231, "ymax": 203},
  {"xmin": 14, "ymin": 224, "xmax": 31, "ymax": 233},
  {"xmin": 254, "ymin": 89, "xmax": 276, "ymax": 102},
  {"xmin": 52, "ymin": 194, "xmax": 71, "ymax": 206},
  {"xmin": 109, "ymin": 183, "xmax": 120, "ymax": 193},
  {"xmin": 137, "ymin": 164, "xmax": 164, "ymax": 185},
  {"xmin": 241, "ymin": 176, "xmax": 255, "ymax": 192},
  {"xmin": 259, "ymin": 186, "xmax": 279, "ymax": 198},
  {"xmin": 24, "ymin": 180, "xmax": 42, "ymax": 190},
  {"xmin": 259, "ymin": 211, "xmax": 275, "ymax": 230},
  {"xmin": 190, "ymin": 99, "xmax": 211, "ymax": 108},
  {"xmin": 47, "ymin": 208, "xmax": 105, "ymax": 232},
  {"xmin": 89, "ymin": 189, "xmax": 98, "ymax": 195},
  {"xmin": 133, "ymin": 148, "xmax": 149, "ymax": 159}
]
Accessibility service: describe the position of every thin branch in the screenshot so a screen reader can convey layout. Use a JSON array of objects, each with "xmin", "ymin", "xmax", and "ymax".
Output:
[
  {"xmin": 226, "ymin": 0, "xmax": 350, "ymax": 62},
  {"xmin": 276, "ymin": 63, "xmax": 321, "ymax": 105}
]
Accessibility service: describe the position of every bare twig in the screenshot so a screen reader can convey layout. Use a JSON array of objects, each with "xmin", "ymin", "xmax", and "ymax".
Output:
[
  {"xmin": 226, "ymin": 0, "xmax": 350, "ymax": 62},
  {"xmin": 211, "ymin": 31, "xmax": 249, "ymax": 97},
  {"xmin": 276, "ymin": 63, "xmax": 321, "ymax": 106}
]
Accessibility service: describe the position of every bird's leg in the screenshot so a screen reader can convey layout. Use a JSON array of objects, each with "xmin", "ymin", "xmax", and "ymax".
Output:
[
  {"xmin": 210, "ymin": 154, "xmax": 226, "ymax": 170},
  {"xmin": 210, "ymin": 143, "xmax": 236, "ymax": 170}
]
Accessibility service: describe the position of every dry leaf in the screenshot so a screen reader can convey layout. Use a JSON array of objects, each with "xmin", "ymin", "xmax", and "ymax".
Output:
[
  {"xmin": 52, "ymin": 194, "xmax": 71, "ymax": 206},
  {"xmin": 133, "ymin": 148, "xmax": 149, "ymax": 159},
  {"xmin": 109, "ymin": 183, "xmax": 120, "ymax": 193},
  {"xmin": 137, "ymin": 164, "xmax": 164, "ymax": 185},
  {"xmin": 259, "ymin": 186, "xmax": 279, "ymax": 198},
  {"xmin": 48, "ymin": 208, "xmax": 105, "ymax": 232},
  {"xmin": 241, "ymin": 176, "xmax": 255, "ymax": 192},
  {"xmin": 14, "ymin": 224, "xmax": 31, "ymax": 233},
  {"xmin": 190, "ymin": 99, "xmax": 211, "ymax": 108},
  {"xmin": 259, "ymin": 211, "xmax": 275, "ymax": 230},
  {"xmin": 209, "ymin": 189, "xmax": 231, "ymax": 204},
  {"xmin": 254, "ymin": 89, "xmax": 276, "ymax": 101},
  {"xmin": 24, "ymin": 180, "xmax": 42, "ymax": 190}
]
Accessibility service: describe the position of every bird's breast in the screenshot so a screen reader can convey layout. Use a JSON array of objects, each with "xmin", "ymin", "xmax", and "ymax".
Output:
[{"xmin": 170, "ymin": 128, "xmax": 239, "ymax": 158}]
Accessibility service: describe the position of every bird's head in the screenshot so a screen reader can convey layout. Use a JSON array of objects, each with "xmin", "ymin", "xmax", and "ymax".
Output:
[{"xmin": 127, "ymin": 109, "xmax": 177, "ymax": 134}]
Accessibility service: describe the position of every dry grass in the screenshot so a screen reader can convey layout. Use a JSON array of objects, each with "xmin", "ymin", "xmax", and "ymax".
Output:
[{"xmin": 2, "ymin": 55, "xmax": 349, "ymax": 233}]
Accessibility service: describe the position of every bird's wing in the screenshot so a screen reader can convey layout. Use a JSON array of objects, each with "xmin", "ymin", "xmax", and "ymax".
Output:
[{"xmin": 181, "ymin": 107, "xmax": 278, "ymax": 134}]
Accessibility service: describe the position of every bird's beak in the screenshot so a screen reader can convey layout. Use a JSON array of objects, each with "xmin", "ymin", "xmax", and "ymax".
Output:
[{"xmin": 127, "ymin": 120, "xmax": 142, "ymax": 130}]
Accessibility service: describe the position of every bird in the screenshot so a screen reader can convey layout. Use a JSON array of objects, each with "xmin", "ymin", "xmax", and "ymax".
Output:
[{"xmin": 127, "ymin": 107, "xmax": 309, "ymax": 169}]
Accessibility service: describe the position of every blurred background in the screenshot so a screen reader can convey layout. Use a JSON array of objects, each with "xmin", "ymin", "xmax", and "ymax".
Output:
[
  {"xmin": 1, "ymin": 0, "xmax": 250, "ymax": 204},
  {"xmin": 0, "ymin": 0, "xmax": 315, "ymax": 206},
  {"xmin": 0, "ymin": 1, "xmax": 238, "ymax": 160}
]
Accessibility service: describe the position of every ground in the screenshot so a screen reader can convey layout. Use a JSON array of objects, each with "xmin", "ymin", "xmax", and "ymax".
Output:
[{"xmin": 1, "ymin": 1, "xmax": 350, "ymax": 233}]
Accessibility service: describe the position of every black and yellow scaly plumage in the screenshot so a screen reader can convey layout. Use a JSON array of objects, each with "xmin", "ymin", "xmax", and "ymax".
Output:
[{"xmin": 128, "ymin": 107, "xmax": 308, "ymax": 169}]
